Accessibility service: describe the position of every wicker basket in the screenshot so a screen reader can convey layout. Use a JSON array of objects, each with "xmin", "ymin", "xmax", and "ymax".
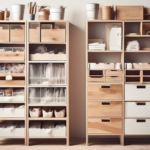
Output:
[{"xmin": 101, "ymin": 6, "xmax": 113, "ymax": 20}]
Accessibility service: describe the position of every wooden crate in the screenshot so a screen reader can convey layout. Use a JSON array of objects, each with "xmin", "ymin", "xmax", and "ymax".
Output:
[
  {"xmin": 88, "ymin": 101, "xmax": 122, "ymax": 117},
  {"xmin": 41, "ymin": 29, "xmax": 66, "ymax": 42},
  {"xmin": 88, "ymin": 118, "xmax": 122, "ymax": 134},
  {"xmin": 10, "ymin": 24, "xmax": 25, "ymax": 42},
  {"xmin": 0, "ymin": 52, "xmax": 24, "ymax": 61},
  {"xmin": 0, "ymin": 24, "xmax": 9, "ymax": 42},
  {"xmin": 116, "ymin": 6, "xmax": 144, "ymax": 20},
  {"xmin": 29, "ymin": 22, "xmax": 40, "ymax": 42},
  {"xmin": 29, "ymin": 53, "xmax": 66, "ymax": 61}
]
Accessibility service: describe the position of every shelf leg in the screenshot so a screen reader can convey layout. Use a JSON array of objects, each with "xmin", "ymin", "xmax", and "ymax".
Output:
[
  {"xmin": 86, "ymin": 136, "xmax": 88, "ymax": 146},
  {"xmin": 120, "ymin": 135, "xmax": 124, "ymax": 145}
]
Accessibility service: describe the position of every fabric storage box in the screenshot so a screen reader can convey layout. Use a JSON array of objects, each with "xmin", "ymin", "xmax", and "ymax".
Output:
[
  {"xmin": 125, "ymin": 102, "xmax": 150, "ymax": 117},
  {"xmin": 116, "ymin": 6, "xmax": 144, "ymax": 20},
  {"xmin": 0, "ymin": 105, "xmax": 24, "ymax": 117},
  {"xmin": 41, "ymin": 24, "xmax": 66, "ymax": 42},
  {"xmin": 106, "ymin": 76, "xmax": 122, "ymax": 82},
  {"xmin": 0, "ymin": 122, "xmax": 25, "ymax": 137},
  {"xmin": 88, "ymin": 84, "xmax": 122, "ymax": 100},
  {"xmin": 88, "ymin": 63, "xmax": 115, "ymax": 70},
  {"xmin": 88, "ymin": 101, "xmax": 122, "ymax": 117},
  {"xmin": 30, "ymin": 108, "xmax": 42, "ymax": 118},
  {"xmin": 54, "ymin": 108, "xmax": 65, "ymax": 118},
  {"xmin": 125, "ymin": 119, "xmax": 150, "ymax": 135},
  {"xmin": 29, "ymin": 22, "xmax": 40, "ymax": 42},
  {"xmin": 10, "ymin": 24, "xmax": 25, "ymax": 42},
  {"xmin": 133, "ymin": 63, "xmax": 150, "ymax": 69},
  {"xmin": 0, "ymin": 24, "xmax": 9, "ymax": 42},
  {"xmin": 125, "ymin": 84, "xmax": 150, "ymax": 101},
  {"xmin": 52, "ymin": 124, "xmax": 66, "ymax": 137},
  {"xmin": 42, "ymin": 108, "xmax": 53, "ymax": 118},
  {"xmin": 105, "ymin": 70, "xmax": 123, "ymax": 76},
  {"xmin": 88, "ymin": 118, "xmax": 122, "ymax": 134}
]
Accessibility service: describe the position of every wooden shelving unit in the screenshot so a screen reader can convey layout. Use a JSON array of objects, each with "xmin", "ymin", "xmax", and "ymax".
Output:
[
  {"xmin": 26, "ymin": 21, "xmax": 69, "ymax": 145},
  {"xmin": 0, "ymin": 21, "xmax": 27, "ymax": 145},
  {"xmin": 86, "ymin": 20, "xmax": 150, "ymax": 145}
]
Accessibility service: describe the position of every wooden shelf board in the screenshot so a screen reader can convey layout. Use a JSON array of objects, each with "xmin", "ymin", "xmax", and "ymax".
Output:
[
  {"xmin": 28, "ymin": 118, "xmax": 67, "ymax": 121},
  {"xmin": 0, "ymin": 42, "xmax": 25, "ymax": 44},
  {"xmin": 126, "ymin": 69, "xmax": 150, "ymax": 70},
  {"xmin": 88, "ymin": 99, "xmax": 123, "ymax": 102},
  {"xmin": 29, "ymin": 42, "xmax": 66, "ymax": 44},
  {"xmin": 125, "ymin": 75, "xmax": 141, "ymax": 77},
  {"xmin": 0, "ymin": 86, "xmax": 25, "ymax": 88},
  {"xmin": 0, "ymin": 20, "xmax": 26, "ymax": 23},
  {"xmin": 88, "ymin": 133, "xmax": 122, "ymax": 136},
  {"xmin": 29, "ymin": 137, "xmax": 67, "ymax": 139},
  {"xmin": 28, "ymin": 85, "xmax": 67, "ymax": 88},
  {"xmin": 125, "ymin": 51, "xmax": 150, "ymax": 52},
  {"xmin": 0, "ymin": 118, "xmax": 26, "ymax": 120},
  {"xmin": 0, "ymin": 137, "xmax": 25, "ymax": 139},
  {"xmin": 125, "ymin": 117, "xmax": 150, "ymax": 119},
  {"xmin": 0, "ymin": 61, "xmax": 25, "ymax": 63},
  {"xmin": 125, "ymin": 35, "xmax": 150, "ymax": 37},
  {"xmin": 28, "ymin": 104, "xmax": 67, "ymax": 106},
  {"xmin": 88, "ymin": 50, "xmax": 123, "ymax": 52},
  {"xmin": 0, "ymin": 101, "xmax": 25, "ymax": 103},
  {"xmin": 28, "ymin": 20, "xmax": 68, "ymax": 23},
  {"xmin": 88, "ymin": 82, "xmax": 123, "ymax": 85},
  {"xmin": 28, "ymin": 60, "xmax": 66, "ymax": 63},
  {"xmin": 88, "ymin": 116, "xmax": 123, "ymax": 118}
]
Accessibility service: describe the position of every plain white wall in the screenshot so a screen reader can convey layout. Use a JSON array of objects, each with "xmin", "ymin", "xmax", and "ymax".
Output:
[{"xmin": 0, "ymin": 0, "xmax": 149, "ymax": 138}]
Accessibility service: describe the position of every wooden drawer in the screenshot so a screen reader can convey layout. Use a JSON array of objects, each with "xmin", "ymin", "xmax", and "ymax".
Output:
[
  {"xmin": 106, "ymin": 76, "xmax": 122, "ymax": 82},
  {"xmin": 0, "ymin": 24, "xmax": 9, "ymax": 42},
  {"xmin": 29, "ymin": 22, "xmax": 40, "ymax": 42},
  {"xmin": 125, "ymin": 119, "xmax": 150, "ymax": 135},
  {"xmin": 125, "ymin": 84, "xmax": 150, "ymax": 101},
  {"xmin": 10, "ymin": 24, "xmax": 25, "ymax": 42},
  {"xmin": 106, "ymin": 70, "xmax": 122, "ymax": 76},
  {"xmin": 88, "ymin": 118, "xmax": 122, "ymax": 134},
  {"xmin": 125, "ymin": 102, "xmax": 150, "ymax": 117},
  {"xmin": 88, "ymin": 84, "xmax": 122, "ymax": 100},
  {"xmin": 88, "ymin": 76, "xmax": 104, "ymax": 82},
  {"xmin": 88, "ymin": 101, "xmax": 122, "ymax": 117},
  {"xmin": 41, "ymin": 24, "xmax": 65, "ymax": 42},
  {"xmin": 0, "ymin": 80, "xmax": 25, "ymax": 86},
  {"xmin": 0, "ymin": 53, "xmax": 24, "ymax": 61}
]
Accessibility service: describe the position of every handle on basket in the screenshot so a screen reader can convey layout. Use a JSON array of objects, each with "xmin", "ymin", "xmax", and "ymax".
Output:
[
  {"xmin": 102, "ymin": 119, "xmax": 110, "ymax": 122},
  {"xmin": 102, "ymin": 102, "xmax": 110, "ymax": 105},
  {"xmin": 110, "ymin": 76, "xmax": 118, "ymax": 78},
  {"xmin": 137, "ymin": 85, "xmax": 146, "ymax": 89},
  {"xmin": 136, "ymin": 102, "xmax": 146, "ymax": 105},
  {"xmin": 136, "ymin": 119, "xmax": 146, "ymax": 122},
  {"xmin": 101, "ymin": 85, "xmax": 110, "ymax": 88}
]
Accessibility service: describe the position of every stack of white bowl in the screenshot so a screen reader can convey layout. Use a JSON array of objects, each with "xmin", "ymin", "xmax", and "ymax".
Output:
[
  {"xmin": 86, "ymin": 3, "xmax": 99, "ymax": 20},
  {"xmin": 12, "ymin": 4, "xmax": 25, "ymax": 20}
]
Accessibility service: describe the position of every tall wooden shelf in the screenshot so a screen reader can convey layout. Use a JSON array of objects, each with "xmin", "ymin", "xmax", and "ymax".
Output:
[
  {"xmin": 0, "ymin": 21, "xmax": 27, "ymax": 145},
  {"xmin": 86, "ymin": 20, "xmax": 150, "ymax": 145},
  {"xmin": 26, "ymin": 21, "xmax": 69, "ymax": 146}
]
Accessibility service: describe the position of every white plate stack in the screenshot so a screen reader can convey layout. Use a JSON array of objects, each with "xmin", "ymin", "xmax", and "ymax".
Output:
[{"xmin": 88, "ymin": 42, "xmax": 106, "ymax": 50}]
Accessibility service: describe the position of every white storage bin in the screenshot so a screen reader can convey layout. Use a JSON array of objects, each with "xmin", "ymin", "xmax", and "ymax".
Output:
[
  {"xmin": 42, "ymin": 108, "xmax": 53, "ymax": 118},
  {"xmin": 125, "ymin": 84, "xmax": 150, "ymax": 101},
  {"xmin": 54, "ymin": 108, "xmax": 65, "ymax": 118},
  {"xmin": 125, "ymin": 119, "xmax": 150, "ymax": 135},
  {"xmin": 88, "ymin": 63, "xmax": 115, "ymax": 70},
  {"xmin": 0, "ymin": 105, "xmax": 24, "ymax": 117},
  {"xmin": 0, "ymin": 97, "xmax": 24, "ymax": 102},
  {"xmin": 125, "ymin": 102, "xmax": 150, "ymax": 117},
  {"xmin": 30, "ymin": 108, "xmax": 42, "ymax": 118},
  {"xmin": 53, "ymin": 124, "xmax": 66, "ymax": 137}
]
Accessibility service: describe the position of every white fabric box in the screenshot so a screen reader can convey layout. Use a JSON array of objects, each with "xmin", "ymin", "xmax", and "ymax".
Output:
[
  {"xmin": 0, "ymin": 106, "xmax": 24, "ymax": 117},
  {"xmin": 0, "ymin": 97, "xmax": 24, "ymax": 102}
]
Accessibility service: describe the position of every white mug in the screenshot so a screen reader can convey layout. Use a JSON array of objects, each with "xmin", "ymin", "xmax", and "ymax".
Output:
[
  {"xmin": 126, "ymin": 63, "xmax": 132, "ymax": 69},
  {"xmin": 115, "ymin": 63, "xmax": 121, "ymax": 69}
]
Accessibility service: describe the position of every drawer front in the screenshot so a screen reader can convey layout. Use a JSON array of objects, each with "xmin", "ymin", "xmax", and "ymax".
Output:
[
  {"xmin": 125, "ymin": 102, "xmax": 150, "ymax": 117},
  {"xmin": 125, "ymin": 119, "xmax": 150, "ymax": 135},
  {"xmin": 88, "ymin": 84, "xmax": 122, "ymax": 100},
  {"xmin": 106, "ymin": 70, "xmax": 122, "ymax": 76},
  {"xmin": 0, "ymin": 24, "xmax": 9, "ymax": 42},
  {"xmin": 41, "ymin": 29, "xmax": 65, "ymax": 42},
  {"xmin": 125, "ymin": 84, "xmax": 150, "ymax": 101},
  {"xmin": 88, "ymin": 76, "xmax": 104, "ymax": 82},
  {"xmin": 106, "ymin": 76, "xmax": 122, "ymax": 82},
  {"xmin": 0, "ymin": 53, "xmax": 24, "ymax": 61},
  {"xmin": 88, "ymin": 101, "xmax": 122, "ymax": 117},
  {"xmin": 0, "ymin": 80, "xmax": 25, "ymax": 86},
  {"xmin": 88, "ymin": 118, "xmax": 122, "ymax": 134}
]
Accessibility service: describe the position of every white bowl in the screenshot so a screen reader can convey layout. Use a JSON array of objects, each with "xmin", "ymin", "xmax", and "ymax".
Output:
[
  {"xmin": 12, "ymin": 4, "xmax": 25, "ymax": 13},
  {"xmin": 86, "ymin": 3, "xmax": 99, "ymax": 10}
]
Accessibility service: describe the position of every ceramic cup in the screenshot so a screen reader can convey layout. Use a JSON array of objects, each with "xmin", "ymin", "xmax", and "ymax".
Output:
[{"xmin": 126, "ymin": 63, "xmax": 132, "ymax": 69}]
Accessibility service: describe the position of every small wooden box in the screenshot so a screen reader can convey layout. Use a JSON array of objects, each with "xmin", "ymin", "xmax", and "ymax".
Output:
[
  {"xmin": 10, "ymin": 24, "xmax": 25, "ymax": 42},
  {"xmin": 41, "ymin": 24, "xmax": 65, "ymax": 42},
  {"xmin": 29, "ymin": 22, "xmax": 40, "ymax": 42},
  {"xmin": 0, "ymin": 24, "xmax": 9, "ymax": 42},
  {"xmin": 116, "ymin": 6, "xmax": 144, "ymax": 20}
]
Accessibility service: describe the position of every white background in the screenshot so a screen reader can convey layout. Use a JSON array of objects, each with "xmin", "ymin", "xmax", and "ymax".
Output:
[{"xmin": 0, "ymin": 0, "xmax": 149, "ymax": 138}]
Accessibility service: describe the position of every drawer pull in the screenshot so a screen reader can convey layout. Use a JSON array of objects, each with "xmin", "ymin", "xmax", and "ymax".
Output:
[
  {"xmin": 101, "ymin": 85, "xmax": 110, "ymax": 88},
  {"xmin": 110, "ymin": 70, "xmax": 117, "ymax": 71},
  {"xmin": 102, "ymin": 102, "xmax": 110, "ymax": 105},
  {"xmin": 102, "ymin": 119, "xmax": 110, "ymax": 122},
  {"xmin": 137, "ymin": 86, "xmax": 146, "ymax": 89},
  {"xmin": 137, "ymin": 119, "xmax": 146, "ymax": 122},
  {"xmin": 136, "ymin": 102, "xmax": 146, "ymax": 105},
  {"xmin": 89, "ymin": 76, "xmax": 103, "ymax": 78},
  {"xmin": 110, "ymin": 76, "xmax": 118, "ymax": 78}
]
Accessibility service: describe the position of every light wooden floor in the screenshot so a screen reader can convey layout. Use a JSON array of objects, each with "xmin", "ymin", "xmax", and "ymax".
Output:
[{"xmin": 0, "ymin": 138, "xmax": 150, "ymax": 150}]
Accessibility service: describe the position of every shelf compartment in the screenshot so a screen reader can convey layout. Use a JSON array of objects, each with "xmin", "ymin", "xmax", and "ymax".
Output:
[
  {"xmin": 125, "ymin": 102, "xmax": 150, "ymax": 118},
  {"xmin": 125, "ymin": 77, "xmax": 140, "ymax": 83},
  {"xmin": 88, "ymin": 101, "xmax": 122, "ymax": 117},
  {"xmin": 29, "ymin": 22, "xmax": 40, "ymax": 42},
  {"xmin": 143, "ymin": 77, "xmax": 150, "ymax": 82},
  {"xmin": 88, "ymin": 70, "xmax": 104, "ymax": 82},
  {"xmin": 143, "ymin": 23, "xmax": 150, "ymax": 35},
  {"xmin": 106, "ymin": 76, "xmax": 122, "ymax": 82},
  {"xmin": 10, "ymin": 24, "xmax": 25, "ymax": 42},
  {"xmin": 0, "ymin": 24, "xmax": 9, "ymax": 42},
  {"xmin": 88, "ymin": 118, "xmax": 122, "ymax": 134},
  {"xmin": 143, "ymin": 70, "xmax": 150, "ymax": 75},
  {"xmin": 88, "ymin": 84, "xmax": 122, "ymax": 100},
  {"xmin": 125, "ymin": 119, "xmax": 150, "ymax": 135},
  {"xmin": 125, "ymin": 70, "xmax": 140, "ymax": 76}
]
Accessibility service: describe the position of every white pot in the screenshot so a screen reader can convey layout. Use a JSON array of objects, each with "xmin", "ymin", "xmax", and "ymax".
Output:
[
  {"xmin": 87, "ymin": 10, "xmax": 96, "ymax": 18},
  {"xmin": 50, "ymin": 8, "xmax": 65, "ymax": 20},
  {"xmin": 86, "ymin": 3, "xmax": 99, "ymax": 10},
  {"xmin": 50, "ymin": 8, "xmax": 64, "ymax": 13},
  {"xmin": 12, "ymin": 4, "xmax": 25, "ymax": 20},
  {"xmin": 12, "ymin": 4, "xmax": 25, "ymax": 13}
]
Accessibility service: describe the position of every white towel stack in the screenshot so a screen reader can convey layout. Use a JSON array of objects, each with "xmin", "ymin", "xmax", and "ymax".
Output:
[{"xmin": 88, "ymin": 42, "xmax": 106, "ymax": 50}]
